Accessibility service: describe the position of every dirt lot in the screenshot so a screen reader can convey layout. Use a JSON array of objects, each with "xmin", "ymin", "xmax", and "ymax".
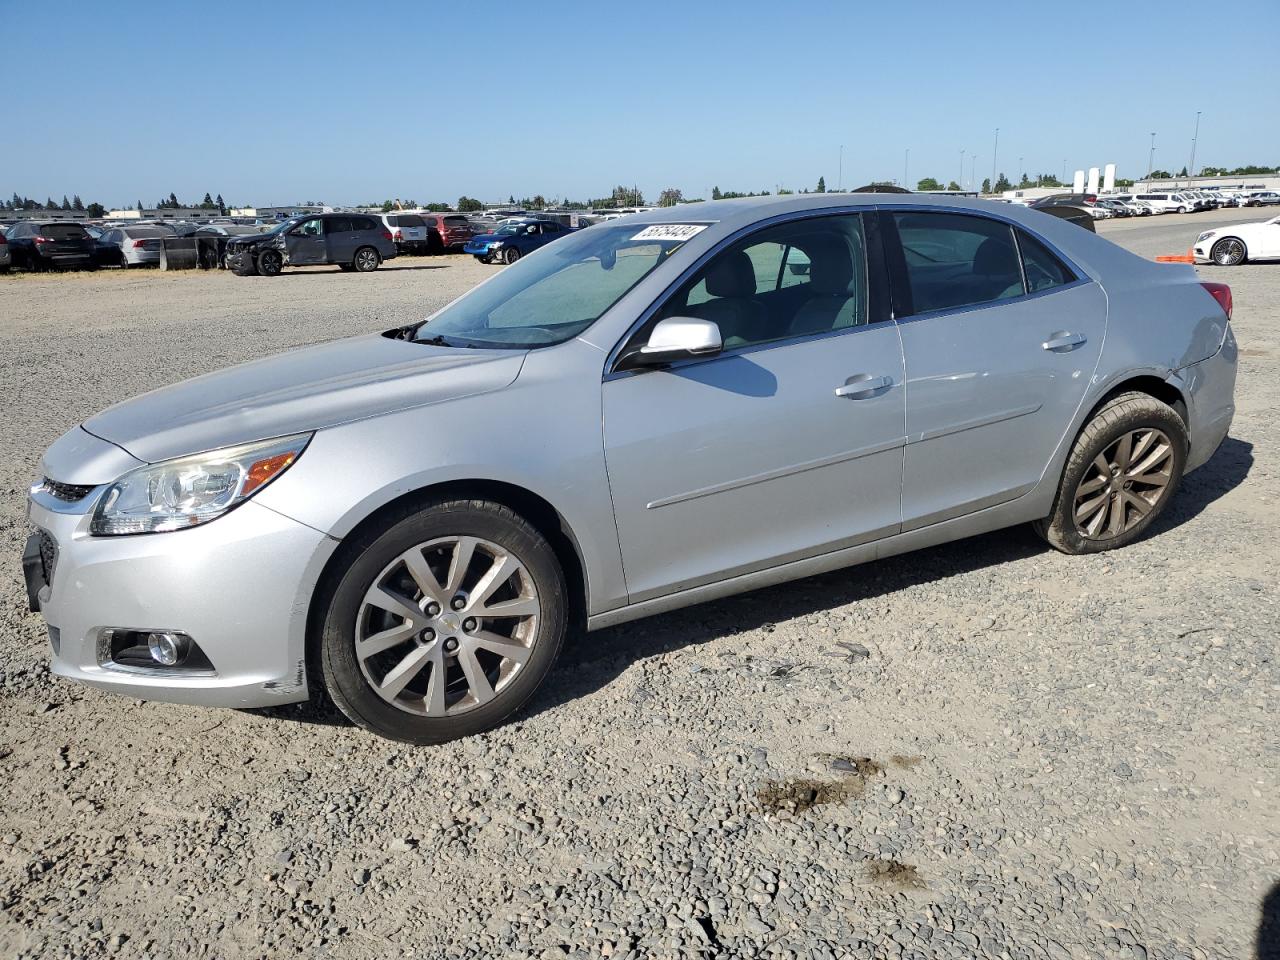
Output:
[{"xmin": 1, "ymin": 214, "xmax": 1277, "ymax": 960}]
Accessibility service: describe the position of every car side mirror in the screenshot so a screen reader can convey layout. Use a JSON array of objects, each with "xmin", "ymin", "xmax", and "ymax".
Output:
[{"xmin": 616, "ymin": 317, "xmax": 723, "ymax": 371}]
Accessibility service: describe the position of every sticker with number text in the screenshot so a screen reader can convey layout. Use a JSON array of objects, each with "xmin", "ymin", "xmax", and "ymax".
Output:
[{"xmin": 630, "ymin": 224, "xmax": 708, "ymax": 242}]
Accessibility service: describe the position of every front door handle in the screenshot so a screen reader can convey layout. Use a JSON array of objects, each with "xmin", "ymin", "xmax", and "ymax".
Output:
[
  {"xmin": 835, "ymin": 374, "xmax": 892, "ymax": 399},
  {"xmin": 1042, "ymin": 331, "xmax": 1087, "ymax": 351}
]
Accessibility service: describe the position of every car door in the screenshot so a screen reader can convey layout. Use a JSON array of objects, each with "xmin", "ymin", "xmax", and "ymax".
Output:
[
  {"xmin": 324, "ymin": 216, "xmax": 355, "ymax": 264},
  {"xmin": 885, "ymin": 209, "xmax": 1107, "ymax": 530},
  {"xmin": 285, "ymin": 217, "xmax": 327, "ymax": 264},
  {"xmin": 1258, "ymin": 218, "xmax": 1280, "ymax": 258},
  {"xmin": 602, "ymin": 212, "xmax": 906, "ymax": 602}
]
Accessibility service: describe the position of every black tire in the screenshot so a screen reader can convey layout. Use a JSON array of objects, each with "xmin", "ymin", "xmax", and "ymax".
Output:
[
  {"xmin": 353, "ymin": 246, "xmax": 380, "ymax": 272},
  {"xmin": 1210, "ymin": 237, "xmax": 1247, "ymax": 266},
  {"xmin": 118, "ymin": 252, "xmax": 130, "ymax": 269},
  {"xmin": 1035, "ymin": 391, "xmax": 1188, "ymax": 555},
  {"xmin": 338, "ymin": 264, "xmax": 355, "ymax": 272},
  {"xmin": 320, "ymin": 499, "xmax": 568, "ymax": 744},
  {"xmin": 258, "ymin": 250, "xmax": 283, "ymax": 276},
  {"xmin": 503, "ymin": 246, "xmax": 521, "ymax": 265}
]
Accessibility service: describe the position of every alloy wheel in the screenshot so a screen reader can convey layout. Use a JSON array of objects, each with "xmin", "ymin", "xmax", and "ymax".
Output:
[
  {"xmin": 356, "ymin": 248, "xmax": 378, "ymax": 271},
  {"xmin": 1212, "ymin": 238, "xmax": 1245, "ymax": 266},
  {"xmin": 1072, "ymin": 428, "xmax": 1173, "ymax": 540},
  {"xmin": 355, "ymin": 536, "xmax": 540, "ymax": 717}
]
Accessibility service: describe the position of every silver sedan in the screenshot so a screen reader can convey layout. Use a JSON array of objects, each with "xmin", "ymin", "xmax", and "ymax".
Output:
[
  {"xmin": 100, "ymin": 225, "xmax": 175, "ymax": 267},
  {"xmin": 25, "ymin": 195, "xmax": 1238, "ymax": 743}
]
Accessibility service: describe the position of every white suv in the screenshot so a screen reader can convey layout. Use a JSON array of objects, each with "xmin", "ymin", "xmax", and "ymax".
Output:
[{"xmin": 379, "ymin": 213, "xmax": 431, "ymax": 254}]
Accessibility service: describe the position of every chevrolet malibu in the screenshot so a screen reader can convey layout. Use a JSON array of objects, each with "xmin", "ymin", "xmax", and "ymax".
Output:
[{"xmin": 25, "ymin": 195, "xmax": 1238, "ymax": 744}]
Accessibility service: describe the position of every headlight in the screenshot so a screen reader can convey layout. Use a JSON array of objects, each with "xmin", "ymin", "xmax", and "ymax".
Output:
[
  {"xmin": 1196, "ymin": 231, "xmax": 1215, "ymax": 242},
  {"xmin": 91, "ymin": 434, "xmax": 310, "ymax": 535}
]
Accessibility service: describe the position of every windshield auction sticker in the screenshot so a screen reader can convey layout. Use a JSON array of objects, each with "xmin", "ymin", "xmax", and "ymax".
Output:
[{"xmin": 631, "ymin": 224, "xmax": 708, "ymax": 242}]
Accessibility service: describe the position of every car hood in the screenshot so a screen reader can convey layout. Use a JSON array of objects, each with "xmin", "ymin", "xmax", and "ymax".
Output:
[
  {"xmin": 469, "ymin": 233, "xmax": 505, "ymax": 243},
  {"xmin": 83, "ymin": 334, "xmax": 527, "ymax": 463}
]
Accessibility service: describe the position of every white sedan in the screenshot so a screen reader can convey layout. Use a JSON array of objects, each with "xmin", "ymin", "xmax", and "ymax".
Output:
[{"xmin": 1194, "ymin": 216, "xmax": 1280, "ymax": 266}]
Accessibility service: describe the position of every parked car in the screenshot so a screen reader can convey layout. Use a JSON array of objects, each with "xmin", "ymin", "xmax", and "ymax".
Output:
[
  {"xmin": 224, "ymin": 213, "xmax": 395, "ymax": 276},
  {"xmin": 25, "ymin": 195, "xmax": 1237, "ymax": 744},
  {"xmin": 378, "ymin": 214, "xmax": 431, "ymax": 254},
  {"xmin": 1244, "ymin": 192, "xmax": 1280, "ymax": 207},
  {"xmin": 1193, "ymin": 215, "xmax": 1280, "ymax": 265},
  {"xmin": 464, "ymin": 219, "xmax": 575, "ymax": 263},
  {"xmin": 421, "ymin": 214, "xmax": 476, "ymax": 252},
  {"xmin": 4, "ymin": 221, "xmax": 96, "ymax": 271},
  {"xmin": 98, "ymin": 225, "xmax": 175, "ymax": 268},
  {"xmin": 0, "ymin": 226, "xmax": 10, "ymax": 273},
  {"xmin": 1133, "ymin": 192, "xmax": 1195, "ymax": 213}
]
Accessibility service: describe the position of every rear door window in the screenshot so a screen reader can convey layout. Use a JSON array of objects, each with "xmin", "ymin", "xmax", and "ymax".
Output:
[
  {"xmin": 325, "ymin": 217, "xmax": 353, "ymax": 234},
  {"xmin": 892, "ymin": 212, "xmax": 1024, "ymax": 314},
  {"xmin": 1017, "ymin": 230, "xmax": 1075, "ymax": 293}
]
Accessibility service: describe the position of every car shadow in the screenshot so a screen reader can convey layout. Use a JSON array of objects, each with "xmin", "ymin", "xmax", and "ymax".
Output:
[
  {"xmin": 252, "ymin": 435, "xmax": 1253, "ymax": 735},
  {"xmin": 268, "ymin": 264, "xmax": 452, "ymax": 277},
  {"xmin": 1259, "ymin": 881, "xmax": 1280, "ymax": 959},
  {"xmin": 1149, "ymin": 435, "xmax": 1253, "ymax": 535}
]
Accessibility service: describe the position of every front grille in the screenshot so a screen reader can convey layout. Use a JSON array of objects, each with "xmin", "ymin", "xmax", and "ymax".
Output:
[
  {"xmin": 37, "ymin": 529, "xmax": 57, "ymax": 585},
  {"xmin": 42, "ymin": 477, "xmax": 94, "ymax": 502}
]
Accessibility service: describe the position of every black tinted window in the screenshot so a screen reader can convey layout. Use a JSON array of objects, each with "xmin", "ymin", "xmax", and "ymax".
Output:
[
  {"xmin": 893, "ymin": 212, "xmax": 1023, "ymax": 314},
  {"xmin": 656, "ymin": 214, "xmax": 868, "ymax": 351},
  {"xmin": 352, "ymin": 217, "xmax": 377, "ymax": 231},
  {"xmin": 443, "ymin": 216, "xmax": 469, "ymax": 225},
  {"xmin": 40, "ymin": 223, "xmax": 89, "ymax": 240},
  {"xmin": 1017, "ymin": 230, "xmax": 1075, "ymax": 293},
  {"xmin": 325, "ymin": 217, "xmax": 353, "ymax": 234},
  {"xmin": 397, "ymin": 215, "xmax": 425, "ymax": 227}
]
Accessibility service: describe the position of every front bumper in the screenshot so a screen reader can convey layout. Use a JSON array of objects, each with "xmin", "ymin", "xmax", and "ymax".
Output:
[{"xmin": 27, "ymin": 486, "xmax": 337, "ymax": 708}]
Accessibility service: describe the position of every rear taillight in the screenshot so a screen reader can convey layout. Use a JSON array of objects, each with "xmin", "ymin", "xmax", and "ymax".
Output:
[
  {"xmin": 392, "ymin": 229, "xmax": 402, "ymax": 240},
  {"xmin": 34, "ymin": 236, "xmax": 53, "ymax": 244},
  {"xmin": 1201, "ymin": 281, "xmax": 1232, "ymax": 320},
  {"xmin": 0, "ymin": 233, "xmax": 6, "ymax": 245},
  {"xmin": 133, "ymin": 239, "xmax": 147, "ymax": 248},
  {"xmin": 382, "ymin": 230, "xmax": 393, "ymax": 242}
]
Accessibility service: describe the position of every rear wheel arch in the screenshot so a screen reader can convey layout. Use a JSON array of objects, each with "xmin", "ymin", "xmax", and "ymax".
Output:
[
  {"xmin": 1086, "ymin": 375, "xmax": 1189, "ymax": 433},
  {"xmin": 305, "ymin": 479, "xmax": 589, "ymax": 683}
]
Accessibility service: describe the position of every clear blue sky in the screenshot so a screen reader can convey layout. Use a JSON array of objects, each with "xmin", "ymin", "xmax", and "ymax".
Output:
[{"xmin": 6, "ymin": 0, "xmax": 1278, "ymax": 208}]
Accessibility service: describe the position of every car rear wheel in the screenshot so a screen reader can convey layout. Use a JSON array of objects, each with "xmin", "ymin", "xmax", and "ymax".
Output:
[
  {"xmin": 319, "ymin": 499, "xmax": 567, "ymax": 744},
  {"xmin": 353, "ymin": 246, "xmax": 380, "ymax": 272},
  {"xmin": 258, "ymin": 250, "xmax": 283, "ymax": 276},
  {"xmin": 1210, "ymin": 237, "xmax": 1247, "ymax": 266},
  {"xmin": 1035, "ymin": 392, "xmax": 1187, "ymax": 555},
  {"xmin": 118, "ymin": 252, "xmax": 130, "ymax": 269},
  {"xmin": 503, "ymin": 247, "xmax": 521, "ymax": 265}
]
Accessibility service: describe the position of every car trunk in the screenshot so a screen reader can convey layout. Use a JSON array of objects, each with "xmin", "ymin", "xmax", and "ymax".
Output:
[
  {"xmin": 440, "ymin": 216, "xmax": 475, "ymax": 242},
  {"xmin": 36, "ymin": 223, "xmax": 93, "ymax": 260}
]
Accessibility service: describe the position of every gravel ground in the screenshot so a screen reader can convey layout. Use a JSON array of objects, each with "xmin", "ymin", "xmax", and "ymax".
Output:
[{"xmin": 0, "ymin": 217, "xmax": 1276, "ymax": 960}]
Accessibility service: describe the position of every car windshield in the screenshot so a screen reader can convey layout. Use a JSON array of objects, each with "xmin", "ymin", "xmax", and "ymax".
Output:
[
  {"xmin": 265, "ymin": 218, "xmax": 303, "ymax": 235},
  {"xmin": 494, "ymin": 224, "xmax": 524, "ymax": 236},
  {"xmin": 415, "ymin": 223, "xmax": 699, "ymax": 348}
]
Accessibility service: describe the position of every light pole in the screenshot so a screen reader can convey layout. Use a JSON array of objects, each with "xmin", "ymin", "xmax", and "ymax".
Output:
[
  {"xmin": 1146, "ymin": 132, "xmax": 1156, "ymax": 188},
  {"xmin": 1188, "ymin": 111, "xmax": 1201, "ymax": 185},
  {"xmin": 960, "ymin": 149, "xmax": 965, "ymax": 190},
  {"xmin": 1018, "ymin": 156, "xmax": 1023, "ymax": 185},
  {"xmin": 991, "ymin": 128, "xmax": 999, "ymax": 195}
]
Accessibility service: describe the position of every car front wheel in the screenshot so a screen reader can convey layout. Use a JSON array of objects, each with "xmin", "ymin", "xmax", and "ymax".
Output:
[
  {"xmin": 320, "ymin": 499, "xmax": 567, "ymax": 744},
  {"xmin": 503, "ymin": 247, "xmax": 521, "ymax": 265},
  {"xmin": 1211, "ymin": 237, "xmax": 1247, "ymax": 266},
  {"xmin": 258, "ymin": 250, "xmax": 283, "ymax": 276},
  {"xmin": 354, "ymin": 246, "xmax": 380, "ymax": 272},
  {"xmin": 1036, "ymin": 392, "xmax": 1187, "ymax": 554}
]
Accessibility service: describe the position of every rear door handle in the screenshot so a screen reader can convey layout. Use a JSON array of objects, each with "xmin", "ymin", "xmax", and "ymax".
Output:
[
  {"xmin": 835, "ymin": 374, "xmax": 892, "ymax": 399},
  {"xmin": 1042, "ymin": 331, "xmax": 1087, "ymax": 351}
]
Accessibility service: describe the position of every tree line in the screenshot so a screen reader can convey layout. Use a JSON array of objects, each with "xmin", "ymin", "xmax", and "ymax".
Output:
[{"xmin": 4, "ymin": 190, "xmax": 232, "ymax": 217}]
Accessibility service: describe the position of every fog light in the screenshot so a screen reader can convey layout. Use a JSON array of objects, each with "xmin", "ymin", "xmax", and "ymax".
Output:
[{"xmin": 147, "ymin": 632, "xmax": 190, "ymax": 666}]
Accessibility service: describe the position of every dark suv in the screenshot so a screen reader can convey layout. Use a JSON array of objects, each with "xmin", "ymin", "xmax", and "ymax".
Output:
[
  {"xmin": 5, "ymin": 221, "xmax": 96, "ymax": 271},
  {"xmin": 226, "ymin": 214, "xmax": 396, "ymax": 276}
]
